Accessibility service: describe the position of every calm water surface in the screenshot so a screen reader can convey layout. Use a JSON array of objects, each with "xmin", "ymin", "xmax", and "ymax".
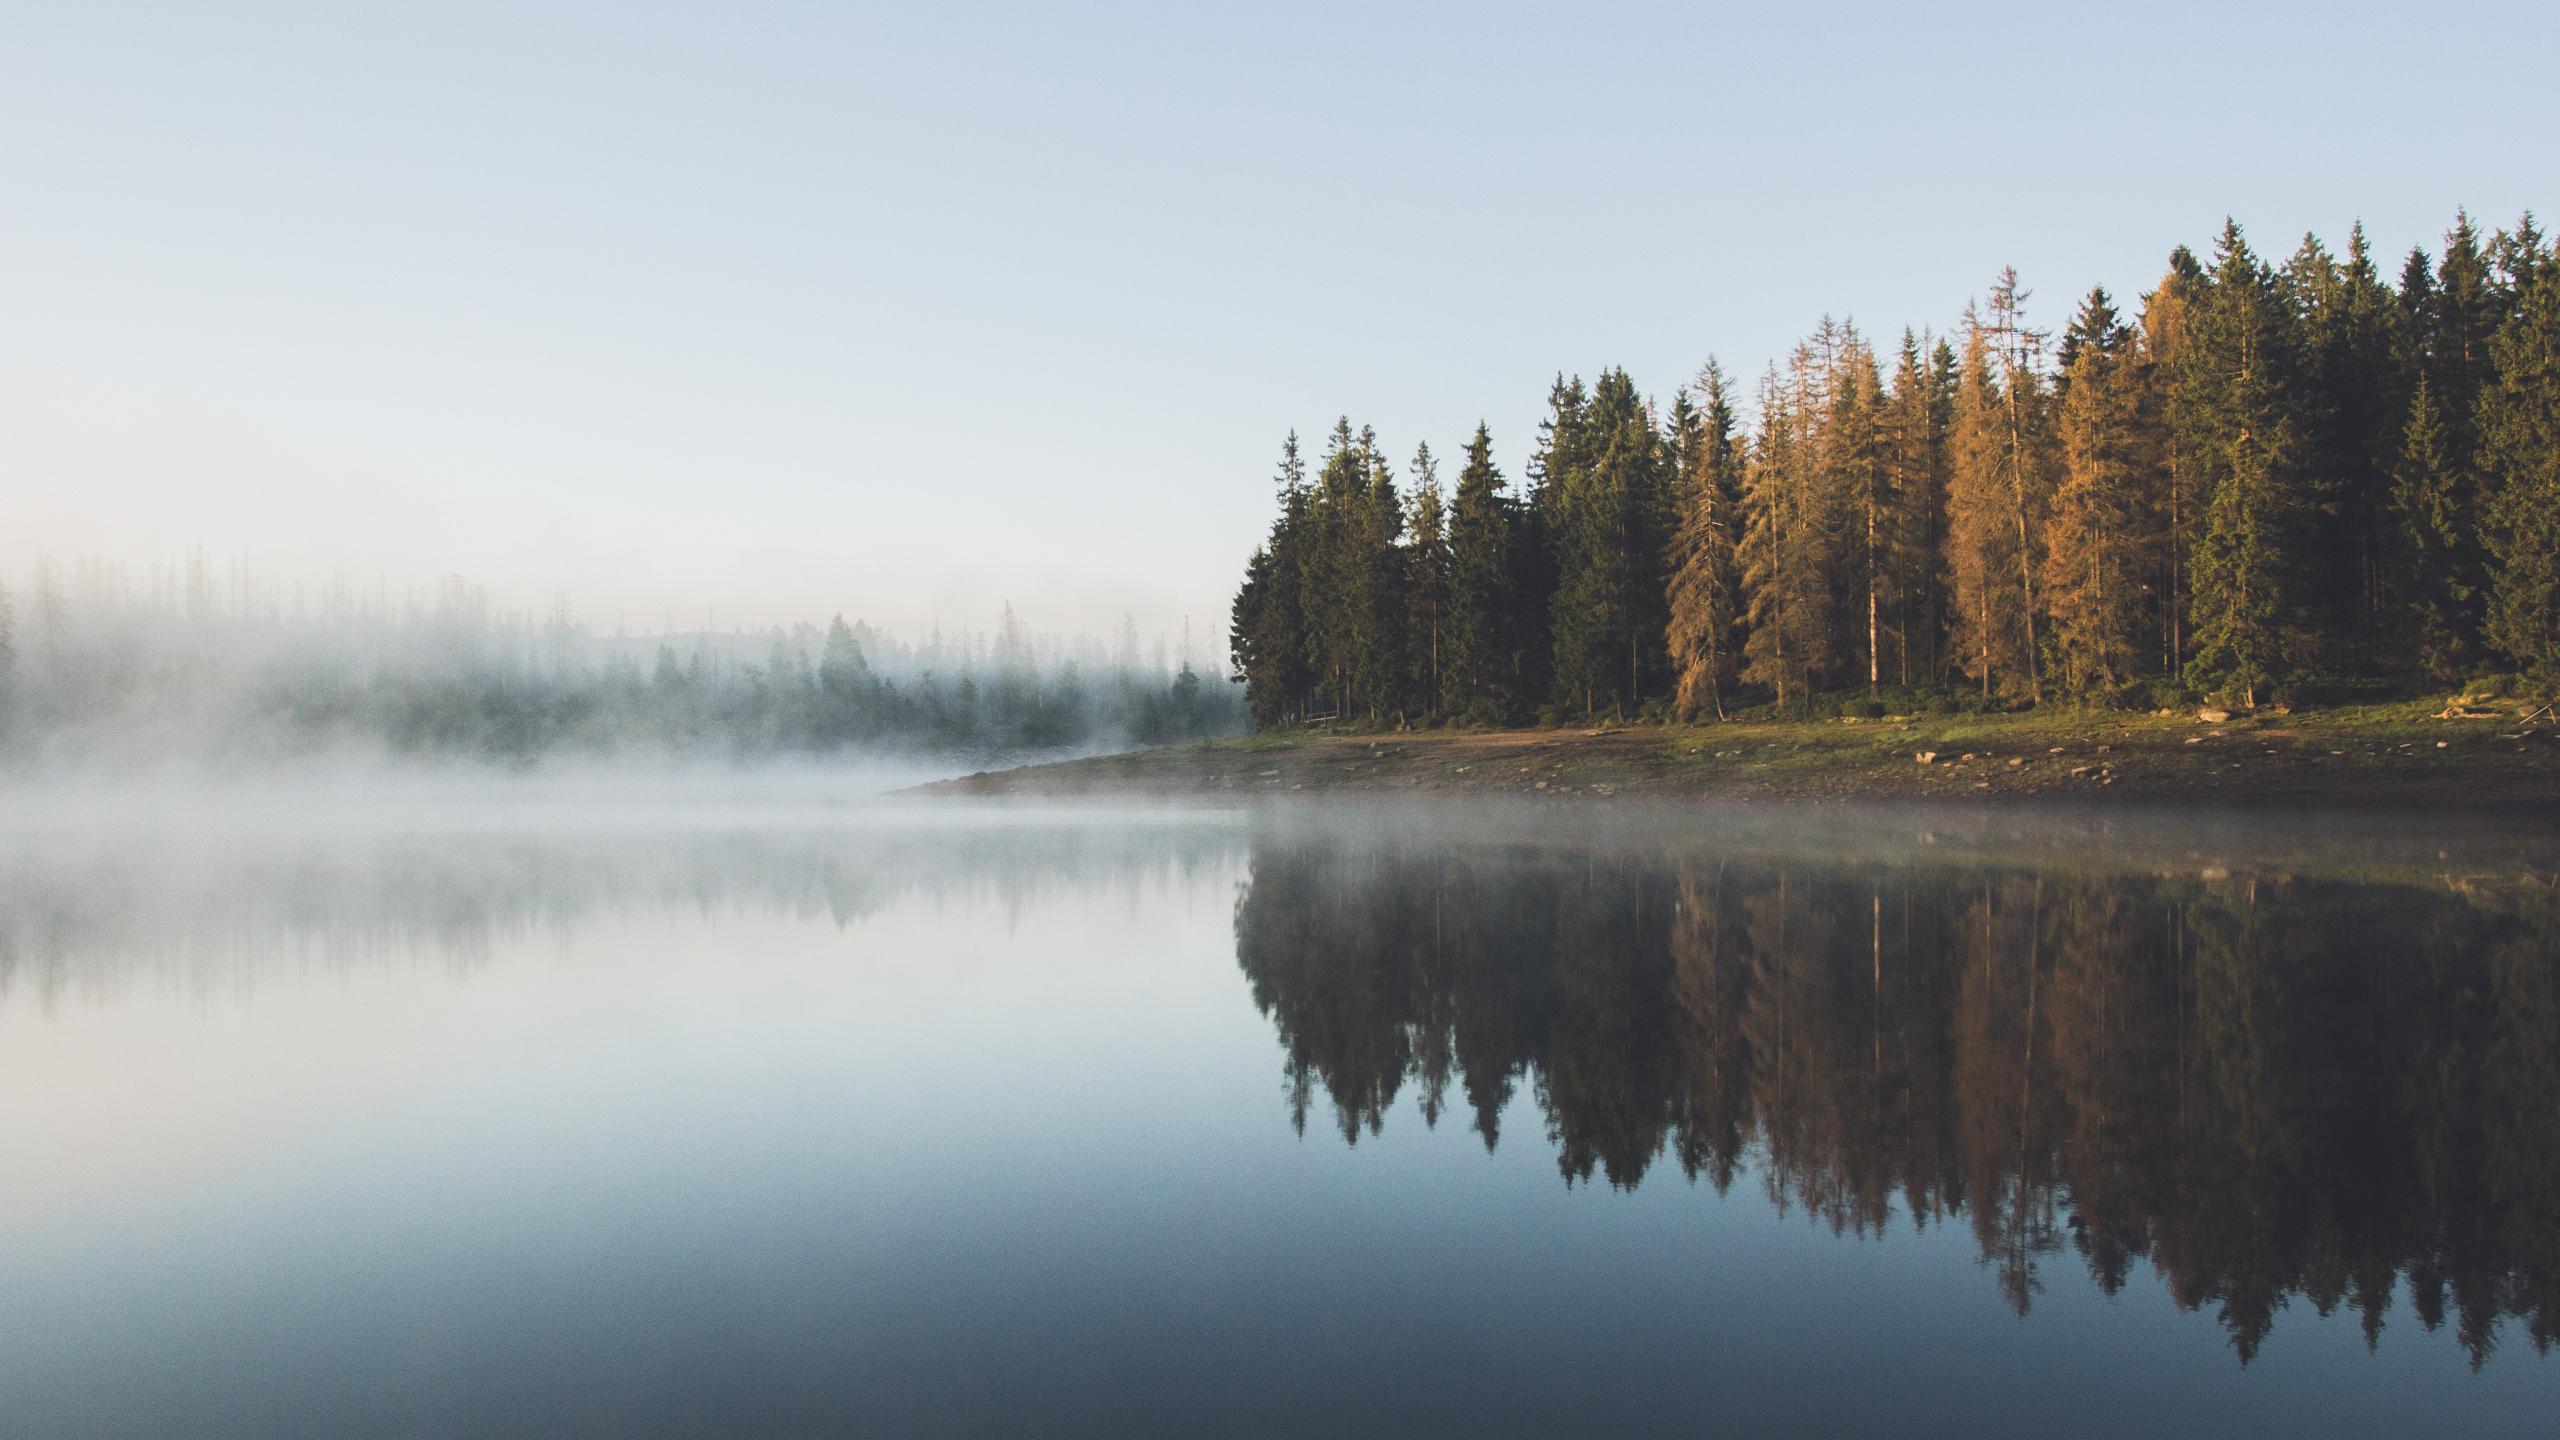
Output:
[{"xmin": 2, "ymin": 797, "xmax": 2556, "ymax": 1437}]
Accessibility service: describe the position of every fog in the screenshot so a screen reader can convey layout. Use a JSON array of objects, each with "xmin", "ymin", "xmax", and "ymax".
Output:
[
  {"xmin": 0, "ymin": 559, "xmax": 1242, "ymax": 779},
  {"xmin": 10, "ymin": 790, "xmax": 2556, "ymax": 1010}
]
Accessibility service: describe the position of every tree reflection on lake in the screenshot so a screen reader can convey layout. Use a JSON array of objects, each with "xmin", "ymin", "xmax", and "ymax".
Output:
[
  {"xmin": 2, "ymin": 799, "xmax": 2556, "ymax": 1439},
  {"xmin": 1234, "ymin": 820, "xmax": 2560, "ymax": 1366}
]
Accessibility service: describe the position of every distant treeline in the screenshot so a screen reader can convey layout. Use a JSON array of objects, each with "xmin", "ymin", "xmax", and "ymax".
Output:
[
  {"xmin": 1229, "ymin": 212, "xmax": 2560, "ymax": 727},
  {"xmin": 0, "ymin": 572, "xmax": 1238, "ymax": 763}
]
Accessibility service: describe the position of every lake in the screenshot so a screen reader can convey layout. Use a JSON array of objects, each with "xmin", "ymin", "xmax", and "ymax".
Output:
[{"xmin": 2, "ymin": 792, "xmax": 2555, "ymax": 1437}]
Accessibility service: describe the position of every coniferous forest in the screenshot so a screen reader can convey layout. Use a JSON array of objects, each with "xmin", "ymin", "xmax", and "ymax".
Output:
[{"xmin": 1230, "ymin": 213, "xmax": 2560, "ymax": 727}]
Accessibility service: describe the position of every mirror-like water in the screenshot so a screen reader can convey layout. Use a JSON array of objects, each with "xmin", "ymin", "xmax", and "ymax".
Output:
[{"xmin": 3, "ymin": 799, "xmax": 2555, "ymax": 1437}]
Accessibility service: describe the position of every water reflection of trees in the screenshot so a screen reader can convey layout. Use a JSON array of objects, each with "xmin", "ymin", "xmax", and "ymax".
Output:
[
  {"xmin": 0, "ymin": 822, "xmax": 1240, "ymax": 1010},
  {"xmin": 1234, "ymin": 839, "xmax": 2560, "ymax": 1366}
]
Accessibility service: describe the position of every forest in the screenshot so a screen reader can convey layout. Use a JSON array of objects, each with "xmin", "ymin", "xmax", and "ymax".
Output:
[
  {"xmin": 0, "ymin": 567, "xmax": 1238, "ymax": 764},
  {"xmin": 1230, "ymin": 212, "xmax": 2560, "ymax": 727}
]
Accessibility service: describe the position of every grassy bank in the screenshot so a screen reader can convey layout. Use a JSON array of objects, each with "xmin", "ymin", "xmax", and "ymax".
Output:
[{"xmin": 919, "ymin": 699, "xmax": 2560, "ymax": 810}]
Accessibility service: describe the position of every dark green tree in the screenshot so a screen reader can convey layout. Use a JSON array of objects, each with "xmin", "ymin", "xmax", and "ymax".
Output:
[
  {"xmin": 1546, "ymin": 369, "xmax": 1670, "ymax": 717},
  {"xmin": 1441, "ymin": 423, "xmax": 1514, "ymax": 721},
  {"xmin": 2185, "ymin": 223, "xmax": 2313, "ymax": 707},
  {"xmin": 1405, "ymin": 442, "xmax": 1451, "ymax": 716},
  {"xmin": 2482, "ymin": 250, "xmax": 2560, "ymax": 675},
  {"xmin": 2391, "ymin": 378, "xmax": 2476, "ymax": 680},
  {"xmin": 1230, "ymin": 433, "xmax": 1318, "ymax": 724}
]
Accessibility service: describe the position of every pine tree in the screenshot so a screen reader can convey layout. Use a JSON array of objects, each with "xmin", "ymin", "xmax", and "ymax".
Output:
[
  {"xmin": 2481, "ymin": 247, "xmax": 2560, "ymax": 675},
  {"xmin": 1405, "ymin": 442, "xmax": 1451, "ymax": 716},
  {"xmin": 2186, "ymin": 221, "xmax": 2310, "ymax": 708},
  {"xmin": 1666, "ymin": 361, "xmax": 1744, "ymax": 718},
  {"xmin": 1441, "ymin": 424, "xmax": 1513, "ymax": 720},
  {"xmin": 2045, "ymin": 287, "xmax": 2159, "ymax": 694}
]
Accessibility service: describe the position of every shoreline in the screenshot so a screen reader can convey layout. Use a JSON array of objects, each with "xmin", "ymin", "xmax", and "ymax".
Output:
[{"xmin": 915, "ymin": 704, "xmax": 2560, "ymax": 814}]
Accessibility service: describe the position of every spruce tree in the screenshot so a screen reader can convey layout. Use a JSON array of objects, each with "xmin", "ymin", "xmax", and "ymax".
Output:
[
  {"xmin": 1305, "ymin": 419, "xmax": 1368, "ymax": 717},
  {"xmin": 1876, "ymin": 333, "xmax": 1947, "ymax": 685},
  {"xmin": 2481, "ymin": 250, "xmax": 2560, "ymax": 676},
  {"xmin": 1349, "ymin": 428, "xmax": 1407, "ymax": 720},
  {"xmin": 2389, "ymin": 379, "xmax": 2473, "ymax": 680},
  {"xmin": 2186, "ymin": 221, "xmax": 2310, "ymax": 708},
  {"xmin": 2321, "ymin": 224, "xmax": 2408, "ymax": 625},
  {"xmin": 1546, "ymin": 369, "xmax": 1669, "ymax": 717},
  {"xmin": 1405, "ymin": 442, "xmax": 1451, "ymax": 716},
  {"xmin": 1441, "ymin": 424, "xmax": 1513, "ymax": 720},
  {"xmin": 1229, "ymin": 433, "xmax": 1317, "ymax": 723},
  {"xmin": 1512, "ymin": 377, "xmax": 1584, "ymax": 712}
]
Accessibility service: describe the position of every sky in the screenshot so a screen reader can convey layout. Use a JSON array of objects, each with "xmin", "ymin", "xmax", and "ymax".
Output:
[{"xmin": 2, "ymin": 1, "xmax": 2551, "ymax": 646}]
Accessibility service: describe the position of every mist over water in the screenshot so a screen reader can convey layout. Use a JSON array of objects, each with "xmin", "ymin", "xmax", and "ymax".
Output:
[
  {"xmin": 2, "ymin": 794, "xmax": 2554, "ymax": 1437},
  {"xmin": 0, "ymin": 565, "xmax": 1241, "ymax": 775}
]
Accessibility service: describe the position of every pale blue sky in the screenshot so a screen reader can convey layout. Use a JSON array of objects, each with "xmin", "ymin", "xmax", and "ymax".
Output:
[{"xmin": 3, "ymin": 1, "xmax": 2549, "ymax": 644}]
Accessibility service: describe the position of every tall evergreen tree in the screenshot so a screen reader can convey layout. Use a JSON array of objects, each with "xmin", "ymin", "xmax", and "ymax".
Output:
[
  {"xmin": 1405, "ymin": 442, "xmax": 1451, "ymax": 715},
  {"xmin": 2481, "ymin": 245, "xmax": 2560, "ymax": 675},
  {"xmin": 1304, "ymin": 419, "xmax": 1370, "ymax": 716},
  {"xmin": 2045, "ymin": 287, "xmax": 2160, "ymax": 694},
  {"xmin": 1230, "ymin": 433, "xmax": 1316, "ymax": 724},
  {"xmin": 1547, "ymin": 369, "xmax": 1671, "ymax": 717},
  {"xmin": 1666, "ymin": 361, "xmax": 1745, "ymax": 718},
  {"xmin": 1441, "ymin": 424, "xmax": 1514, "ymax": 719},
  {"xmin": 2144, "ymin": 247, "xmax": 2209, "ymax": 676},
  {"xmin": 2314, "ymin": 224, "xmax": 2408, "ymax": 625},
  {"xmin": 2186, "ymin": 221, "xmax": 2311, "ymax": 708},
  {"xmin": 1876, "ymin": 336, "xmax": 1958, "ymax": 683},
  {"xmin": 2390, "ymin": 378, "xmax": 2475, "ymax": 680},
  {"xmin": 1512, "ymin": 377, "xmax": 1584, "ymax": 711},
  {"xmin": 1350, "ymin": 428, "xmax": 1407, "ymax": 720},
  {"xmin": 2387, "ymin": 212, "xmax": 2515, "ymax": 671}
]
